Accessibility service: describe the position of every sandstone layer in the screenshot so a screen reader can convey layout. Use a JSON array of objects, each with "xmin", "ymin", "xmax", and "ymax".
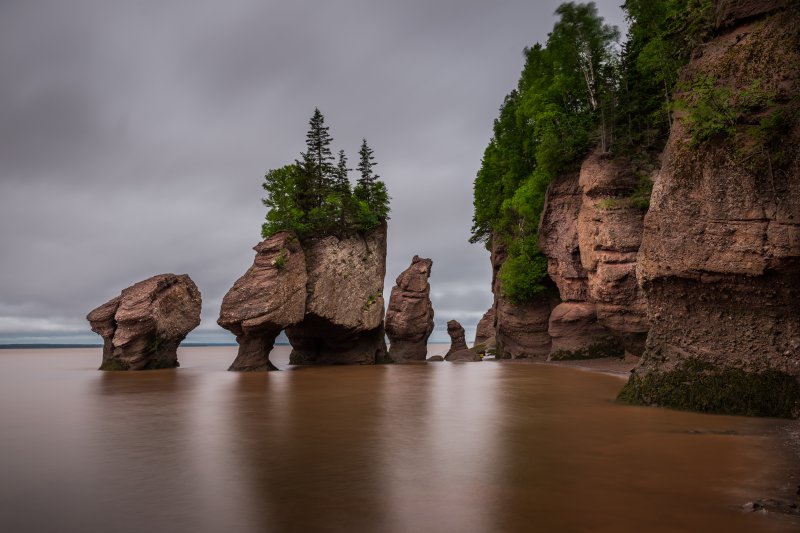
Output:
[
  {"xmin": 87, "ymin": 274, "xmax": 201, "ymax": 370},
  {"xmin": 445, "ymin": 320, "xmax": 468, "ymax": 356},
  {"xmin": 622, "ymin": 3, "xmax": 800, "ymax": 417},
  {"xmin": 385, "ymin": 256, "xmax": 434, "ymax": 362},
  {"xmin": 217, "ymin": 232, "xmax": 307, "ymax": 371}
]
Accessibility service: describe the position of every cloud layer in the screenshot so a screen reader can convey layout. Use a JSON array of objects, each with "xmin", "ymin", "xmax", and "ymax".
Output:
[{"xmin": 0, "ymin": 0, "xmax": 624, "ymax": 343}]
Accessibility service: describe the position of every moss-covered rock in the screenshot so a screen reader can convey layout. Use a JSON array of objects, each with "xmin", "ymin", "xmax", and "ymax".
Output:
[{"xmin": 617, "ymin": 358, "xmax": 800, "ymax": 418}]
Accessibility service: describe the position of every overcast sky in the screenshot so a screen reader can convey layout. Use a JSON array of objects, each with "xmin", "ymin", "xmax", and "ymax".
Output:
[{"xmin": 0, "ymin": 0, "xmax": 625, "ymax": 344}]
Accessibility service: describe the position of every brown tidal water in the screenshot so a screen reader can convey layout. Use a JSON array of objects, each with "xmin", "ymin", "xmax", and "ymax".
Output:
[{"xmin": 0, "ymin": 346, "xmax": 797, "ymax": 533}]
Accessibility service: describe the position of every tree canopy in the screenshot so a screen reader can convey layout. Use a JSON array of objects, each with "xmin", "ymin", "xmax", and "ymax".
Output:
[
  {"xmin": 261, "ymin": 109, "xmax": 390, "ymax": 239},
  {"xmin": 471, "ymin": 1, "xmax": 708, "ymax": 303}
]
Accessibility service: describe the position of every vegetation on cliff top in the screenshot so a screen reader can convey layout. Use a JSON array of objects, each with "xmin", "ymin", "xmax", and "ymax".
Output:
[
  {"xmin": 471, "ymin": 0, "xmax": 713, "ymax": 303},
  {"xmin": 261, "ymin": 108, "xmax": 390, "ymax": 240}
]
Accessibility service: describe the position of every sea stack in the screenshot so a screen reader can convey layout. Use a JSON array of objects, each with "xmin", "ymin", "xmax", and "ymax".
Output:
[
  {"xmin": 385, "ymin": 255, "xmax": 434, "ymax": 363},
  {"xmin": 220, "ymin": 224, "xmax": 389, "ymax": 369},
  {"xmin": 87, "ymin": 274, "xmax": 201, "ymax": 370},
  {"xmin": 286, "ymin": 223, "xmax": 388, "ymax": 365},
  {"xmin": 217, "ymin": 231, "xmax": 307, "ymax": 371}
]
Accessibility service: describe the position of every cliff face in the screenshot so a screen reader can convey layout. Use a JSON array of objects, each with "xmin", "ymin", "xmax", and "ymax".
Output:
[
  {"xmin": 490, "ymin": 238, "xmax": 555, "ymax": 359},
  {"xmin": 621, "ymin": 2, "xmax": 800, "ymax": 417},
  {"xmin": 492, "ymin": 151, "xmax": 649, "ymax": 361},
  {"xmin": 219, "ymin": 224, "xmax": 388, "ymax": 369}
]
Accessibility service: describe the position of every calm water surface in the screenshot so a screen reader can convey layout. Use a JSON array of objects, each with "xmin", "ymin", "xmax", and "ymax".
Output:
[{"xmin": 0, "ymin": 346, "xmax": 797, "ymax": 533}]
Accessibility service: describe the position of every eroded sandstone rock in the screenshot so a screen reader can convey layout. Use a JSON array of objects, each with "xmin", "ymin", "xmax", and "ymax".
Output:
[
  {"xmin": 623, "ymin": 4, "xmax": 800, "ymax": 416},
  {"xmin": 548, "ymin": 302, "xmax": 622, "ymax": 360},
  {"xmin": 490, "ymin": 239, "xmax": 556, "ymax": 359},
  {"xmin": 87, "ymin": 274, "xmax": 201, "ymax": 370},
  {"xmin": 286, "ymin": 224, "xmax": 388, "ymax": 365},
  {"xmin": 474, "ymin": 308, "xmax": 495, "ymax": 346},
  {"xmin": 445, "ymin": 319, "xmax": 468, "ymax": 356},
  {"xmin": 217, "ymin": 231, "xmax": 307, "ymax": 371},
  {"xmin": 385, "ymin": 256, "xmax": 434, "ymax": 362}
]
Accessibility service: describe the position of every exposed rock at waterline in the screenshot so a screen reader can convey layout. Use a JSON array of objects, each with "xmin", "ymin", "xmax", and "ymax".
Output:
[
  {"xmin": 87, "ymin": 274, "xmax": 201, "ymax": 370},
  {"xmin": 445, "ymin": 319, "xmax": 468, "ymax": 357},
  {"xmin": 217, "ymin": 231, "xmax": 307, "ymax": 371},
  {"xmin": 385, "ymin": 255, "xmax": 434, "ymax": 363}
]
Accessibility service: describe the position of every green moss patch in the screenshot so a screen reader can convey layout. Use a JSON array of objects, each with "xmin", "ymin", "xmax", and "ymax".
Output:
[{"xmin": 617, "ymin": 358, "xmax": 800, "ymax": 418}]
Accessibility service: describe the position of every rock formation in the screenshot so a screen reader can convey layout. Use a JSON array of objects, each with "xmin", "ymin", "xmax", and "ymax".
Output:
[
  {"xmin": 385, "ymin": 256, "xmax": 434, "ymax": 362},
  {"xmin": 444, "ymin": 319, "xmax": 482, "ymax": 362},
  {"xmin": 445, "ymin": 319, "xmax": 468, "ymax": 356},
  {"xmin": 217, "ymin": 232, "xmax": 307, "ymax": 371},
  {"xmin": 286, "ymin": 224, "xmax": 388, "ymax": 365},
  {"xmin": 87, "ymin": 274, "xmax": 201, "ymax": 370},
  {"xmin": 619, "ymin": 2, "xmax": 800, "ymax": 417},
  {"xmin": 473, "ymin": 308, "xmax": 494, "ymax": 346},
  {"xmin": 489, "ymin": 239, "xmax": 556, "ymax": 359},
  {"xmin": 220, "ymin": 225, "xmax": 388, "ymax": 369}
]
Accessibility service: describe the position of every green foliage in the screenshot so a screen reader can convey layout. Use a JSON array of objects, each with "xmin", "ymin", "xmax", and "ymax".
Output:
[
  {"xmin": 274, "ymin": 249, "xmax": 287, "ymax": 270},
  {"xmin": 261, "ymin": 110, "xmax": 390, "ymax": 239},
  {"xmin": 471, "ymin": 2, "xmax": 619, "ymax": 302},
  {"xmin": 679, "ymin": 77, "xmax": 775, "ymax": 146},
  {"xmin": 617, "ymin": 358, "xmax": 800, "ymax": 418}
]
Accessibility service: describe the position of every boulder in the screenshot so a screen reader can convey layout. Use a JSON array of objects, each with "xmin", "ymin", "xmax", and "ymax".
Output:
[
  {"xmin": 473, "ymin": 308, "xmax": 495, "ymax": 346},
  {"xmin": 445, "ymin": 348, "xmax": 482, "ymax": 362},
  {"xmin": 445, "ymin": 319, "xmax": 468, "ymax": 357},
  {"xmin": 217, "ymin": 231, "xmax": 307, "ymax": 371},
  {"xmin": 427, "ymin": 355, "xmax": 444, "ymax": 362},
  {"xmin": 87, "ymin": 274, "xmax": 201, "ymax": 370},
  {"xmin": 385, "ymin": 256, "xmax": 434, "ymax": 362},
  {"xmin": 286, "ymin": 224, "xmax": 388, "ymax": 365}
]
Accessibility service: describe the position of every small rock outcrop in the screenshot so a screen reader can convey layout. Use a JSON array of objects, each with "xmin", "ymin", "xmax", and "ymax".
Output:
[
  {"xmin": 87, "ymin": 274, "xmax": 201, "ymax": 370},
  {"xmin": 217, "ymin": 232, "xmax": 307, "ymax": 371},
  {"xmin": 286, "ymin": 224, "xmax": 388, "ymax": 365},
  {"xmin": 445, "ymin": 320, "xmax": 468, "ymax": 356},
  {"xmin": 385, "ymin": 256, "xmax": 434, "ymax": 362},
  {"xmin": 473, "ymin": 308, "xmax": 494, "ymax": 346}
]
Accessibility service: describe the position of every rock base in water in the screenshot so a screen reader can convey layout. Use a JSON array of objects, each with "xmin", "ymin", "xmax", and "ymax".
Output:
[{"xmin": 617, "ymin": 358, "xmax": 800, "ymax": 418}]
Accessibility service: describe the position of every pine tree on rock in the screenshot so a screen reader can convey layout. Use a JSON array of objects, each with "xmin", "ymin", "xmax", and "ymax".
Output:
[
  {"xmin": 298, "ymin": 108, "xmax": 335, "ymax": 209},
  {"xmin": 334, "ymin": 149, "xmax": 352, "ymax": 230}
]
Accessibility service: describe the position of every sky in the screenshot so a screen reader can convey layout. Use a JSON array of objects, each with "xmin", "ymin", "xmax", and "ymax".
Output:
[{"xmin": 0, "ymin": 0, "xmax": 625, "ymax": 344}]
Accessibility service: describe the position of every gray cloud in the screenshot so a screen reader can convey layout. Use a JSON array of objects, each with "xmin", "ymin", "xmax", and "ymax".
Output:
[{"xmin": 0, "ymin": 0, "xmax": 625, "ymax": 343}]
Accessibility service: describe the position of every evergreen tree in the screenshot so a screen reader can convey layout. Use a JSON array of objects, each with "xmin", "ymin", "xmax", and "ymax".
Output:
[
  {"xmin": 355, "ymin": 138, "xmax": 378, "ymax": 203},
  {"xmin": 333, "ymin": 150, "xmax": 352, "ymax": 229},
  {"xmin": 297, "ymin": 108, "xmax": 335, "ymax": 209}
]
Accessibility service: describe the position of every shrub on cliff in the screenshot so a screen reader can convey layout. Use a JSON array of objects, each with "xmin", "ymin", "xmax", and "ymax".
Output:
[{"xmin": 261, "ymin": 109, "xmax": 390, "ymax": 239}]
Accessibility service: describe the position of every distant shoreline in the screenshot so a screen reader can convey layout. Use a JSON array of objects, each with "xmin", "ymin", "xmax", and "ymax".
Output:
[{"xmin": 0, "ymin": 343, "xmax": 240, "ymax": 349}]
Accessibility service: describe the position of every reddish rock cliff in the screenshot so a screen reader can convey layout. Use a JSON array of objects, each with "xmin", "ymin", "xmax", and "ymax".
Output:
[{"xmin": 621, "ymin": 2, "xmax": 800, "ymax": 417}]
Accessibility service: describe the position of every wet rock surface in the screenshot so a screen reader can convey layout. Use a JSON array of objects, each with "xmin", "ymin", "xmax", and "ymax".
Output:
[
  {"xmin": 385, "ymin": 256, "xmax": 434, "ymax": 363},
  {"xmin": 474, "ymin": 308, "xmax": 495, "ymax": 346},
  {"xmin": 88, "ymin": 274, "xmax": 201, "ymax": 370}
]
